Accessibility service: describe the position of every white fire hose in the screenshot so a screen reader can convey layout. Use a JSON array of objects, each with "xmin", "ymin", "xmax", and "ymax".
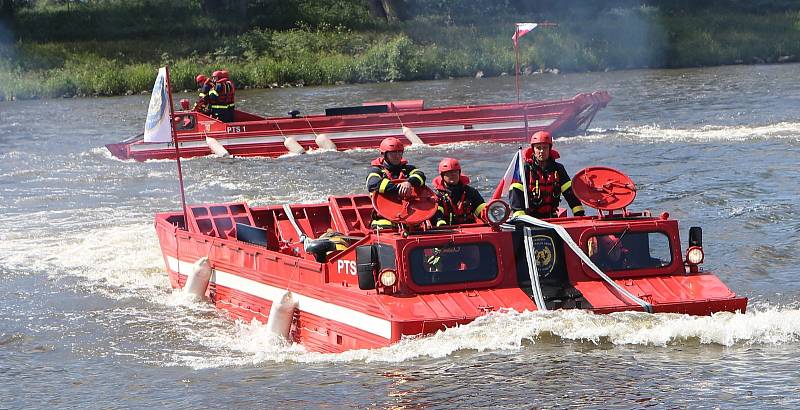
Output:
[{"xmin": 510, "ymin": 215, "xmax": 653, "ymax": 313}]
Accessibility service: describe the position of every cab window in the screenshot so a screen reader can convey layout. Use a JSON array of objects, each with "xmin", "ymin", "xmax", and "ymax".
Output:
[
  {"xmin": 175, "ymin": 114, "xmax": 196, "ymax": 130},
  {"xmin": 409, "ymin": 243, "xmax": 498, "ymax": 285},
  {"xmin": 587, "ymin": 232, "xmax": 672, "ymax": 271}
]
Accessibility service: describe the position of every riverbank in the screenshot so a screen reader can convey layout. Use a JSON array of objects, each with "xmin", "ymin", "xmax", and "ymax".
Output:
[{"xmin": 1, "ymin": 1, "xmax": 798, "ymax": 101}]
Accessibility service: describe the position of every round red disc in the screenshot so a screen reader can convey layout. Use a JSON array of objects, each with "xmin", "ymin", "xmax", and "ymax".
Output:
[
  {"xmin": 372, "ymin": 181, "xmax": 438, "ymax": 225},
  {"xmin": 571, "ymin": 166, "xmax": 637, "ymax": 211}
]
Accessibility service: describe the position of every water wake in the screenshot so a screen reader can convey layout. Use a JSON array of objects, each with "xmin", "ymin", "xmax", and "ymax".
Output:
[
  {"xmin": 171, "ymin": 305, "xmax": 800, "ymax": 369},
  {"xmin": 0, "ymin": 221, "xmax": 168, "ymax": 298},
  {"xmin": 582, "ymin": 122, "xmax": 800, "ymax": 143}
]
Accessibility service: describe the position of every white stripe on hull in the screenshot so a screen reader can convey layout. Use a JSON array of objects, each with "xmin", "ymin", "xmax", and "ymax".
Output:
[
  {"xmin": 131, "ymin": 118, "xmax": 555, "ymax": 153},
  {"xmin": 167, "ymin": 256, "xmax": 392, "ymax": 339}
]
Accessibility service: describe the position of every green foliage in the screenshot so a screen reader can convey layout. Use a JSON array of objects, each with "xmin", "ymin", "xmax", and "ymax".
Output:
[
  {"xmin": 16, "ymin": 42, "xmax": 70, "ymax": 70},
  {"xmin": 15, "ymin": 0, "xmax": 216, "ymax": 42},
  {"xmin": 355, "ymin": 34, "xmax": 418, "ymax": 82},
  {"xmin": 247, "ymin": 0, "xmax": 379, "ymax": 30},
  {"xmin": 1, "ymin": 1, "xmax": 800, "ymax": 101}
]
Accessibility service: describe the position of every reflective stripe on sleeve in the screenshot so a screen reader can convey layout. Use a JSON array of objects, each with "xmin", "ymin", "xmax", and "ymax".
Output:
[
  {"xmin": 572, "ymin": 205, "xmax": 584, "ymax": 214},
  {"xmin": 561, "ymin": 180, "xmax": 572, "ymax": 192},
  {"xmin": 378, "ymin": 179, "xmax": 390, "ymax": 193},
  {"xmin": 510, "ymin": 182, "xmax": 524, "ymax": 191}
]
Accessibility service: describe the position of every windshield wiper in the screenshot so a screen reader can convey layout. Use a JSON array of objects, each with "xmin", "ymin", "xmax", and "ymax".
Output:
[{"xmin": 607, "ymin": 226, "xmax": 630, "ymax": 256}]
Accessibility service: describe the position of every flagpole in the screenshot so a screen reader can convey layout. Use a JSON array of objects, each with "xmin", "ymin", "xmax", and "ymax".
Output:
[
  {"xmin": 514, "ymin": 25, "xmax": 521, "ymax": 104},
  {"xmin": 520, "ymin": 147, "xmax": 529, "ymax": 210},
  {"xmin": 164, "ymin": 65, "xmax": 190, "ymax": 229}
]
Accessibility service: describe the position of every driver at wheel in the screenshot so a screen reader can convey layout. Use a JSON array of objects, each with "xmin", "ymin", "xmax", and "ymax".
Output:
[
  {"xmin": 366, "ymin": 137, "xmax": 426, "ymax": 229},
  {"xmin": 589, "ymin": 234, "xmax": 631, "ymax": 270}
]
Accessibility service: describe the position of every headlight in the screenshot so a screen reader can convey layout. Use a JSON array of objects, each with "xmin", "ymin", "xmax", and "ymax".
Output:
[
  {"xmin": 379, "ymin": 269, "xmax": 397, "ymax": 287},
  {"xmin": 484, "ymin": 199, "xmax": 511, "ymax": 225},
  {"xmin": 686, "ymin": 246, "xmax": 704, "ymax": 265}
]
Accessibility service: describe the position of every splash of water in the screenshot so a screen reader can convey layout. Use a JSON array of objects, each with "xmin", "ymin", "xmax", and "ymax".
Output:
[
  {"xmin": 168, "ymin": 306, "xmax": 800, "ymax": 369},
  {"xmin": 580, "ymin": 122, "xmax": 800, "ymax": 143},
  {"xmin": 0, "ymin": 221, "xmax": 168, "ymax": 298}
]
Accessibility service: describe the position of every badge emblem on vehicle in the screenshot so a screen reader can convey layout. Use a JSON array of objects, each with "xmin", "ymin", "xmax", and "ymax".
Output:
[{"xmin": 531, "ymin": 235, "xmax": 557, "ymax": 277}]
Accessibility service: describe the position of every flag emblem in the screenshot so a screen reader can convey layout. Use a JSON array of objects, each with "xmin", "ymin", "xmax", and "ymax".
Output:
[{"xmin": 144, "ymin": 67, "xmax": 173, "ymax": 143}]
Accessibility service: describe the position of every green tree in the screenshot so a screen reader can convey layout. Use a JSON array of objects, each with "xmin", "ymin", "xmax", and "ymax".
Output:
[{"xmin": 367, "ymin": 0, "xmax": 405, "ymax": 22}]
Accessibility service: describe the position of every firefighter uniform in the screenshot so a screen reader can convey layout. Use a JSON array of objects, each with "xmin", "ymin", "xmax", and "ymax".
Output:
[
  {"xmin": 208, "ymin": 70, "xmax": 235, "ymax": 122},
  {"xmin": 431, "ymin": 158, "xmax": 486, "ymax": 226},
  {"xmin": 366, "ymin": 138, "xmax": 426, "ymax": 229},
  {"xmin": 431, "ymin": 175, "xmax": 486, "ymax": 226},
  {"xmin": 510, "ymin": 131, "xmax": 585, "ymax": 219}
]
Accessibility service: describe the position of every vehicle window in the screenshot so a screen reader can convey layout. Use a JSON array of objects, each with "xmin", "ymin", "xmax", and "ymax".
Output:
[
  {"xmin": 409, "ymin": 243, "xmax": 498, "ymax": 285},
  {"xmin": 587, "ymin": 232, "xmax": 672, "ymax": 271},
  {"xmin": 175, "ymin": 114, "xmax": 196, "ymax": 130}
]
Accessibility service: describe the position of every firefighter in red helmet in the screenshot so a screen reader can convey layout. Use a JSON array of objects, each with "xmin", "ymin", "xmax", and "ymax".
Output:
[
  {"xmin": 430, "ymin": 158, "xmax": 486, "ymax": 227},
  {"xmin": 194, "ymin": 74, "xmax": 215, "ymax": 115},
  {"xmin": 194, "ymin": 74, "xmax": 213, "ymax": 114},
  {"xmin": 509, "ymin": 131, "xmax": 585, "ymax": 218},
  {"xmin": 206, "ymin": 69, "xmax": 236, "ymax": 122},
  {"xmin": 366, "ymin": 137, "xmax": 426, "ymax": 229}
]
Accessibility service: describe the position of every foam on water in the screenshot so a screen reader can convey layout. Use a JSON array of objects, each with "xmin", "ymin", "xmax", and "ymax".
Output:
[
  {"xmin": 167, "ymin": 305, "xmax": 800, "ymax": 369},
  {"xmin": 0, "ymin": 219, "xmax": 168, "ymax": 298},
  {"xmin": 577, "ymin": 122, "xmax": 800, "ymax": 143}
]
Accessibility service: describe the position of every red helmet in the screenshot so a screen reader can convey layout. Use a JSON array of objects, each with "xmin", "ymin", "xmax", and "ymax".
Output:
[
  {"xmin": 195, "ymin": 74, "xmax": 207, "ymax": 85},
  {"xmin": 212, "ymin": 70, "xmax": 224, "ymax": 78},
  {"xmin": 379, "ymin": 137, "xmax": 404, "ymax": 154},
  {"xmin": 438, "ymin": 157, "xmax": 461, "ymax": 174},
  {"xmin": 219, "ymin": 70, "xmax": 229, "ymax": 79},
  {"xmin": 530, "ymin": 131, "xmax": 553, "ymax": 146}
]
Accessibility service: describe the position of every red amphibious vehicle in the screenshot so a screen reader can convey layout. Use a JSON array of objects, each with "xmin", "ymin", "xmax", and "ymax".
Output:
[
  {"xmin": 154, "ymin": 166, "xmax": 747, "ymax": 353},
  {"xmin": 108, "ymin": 92, "xmax": 610, "ymax": 161}
]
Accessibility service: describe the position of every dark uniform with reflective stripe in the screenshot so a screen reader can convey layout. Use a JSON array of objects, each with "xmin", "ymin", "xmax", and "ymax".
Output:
[
  {"xmin": 196, "ymin": 79, "xmax": 214, "ymax": 115},
  {"xmin": 431, "ymin": 177, "xmax": 486, "ymax": 226},
  {"xmin": 366, "ymin": 157, "xmax": 426, "ymax": 229},
  {"xmin": 209, "ymin": 79, "xmax": 235, "ymax": 122},
  {"xmin": 510, "ymin": 160, "xmax": 584, "ymax": 218}
]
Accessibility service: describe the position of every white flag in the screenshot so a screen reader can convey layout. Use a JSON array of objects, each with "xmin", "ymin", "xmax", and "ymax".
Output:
[
  {"xmin": 143, "ymin": 67, "xmax": 173, "ymax": 143},
  {"xmin": 512, "ymin": 23, "xmax": 538, "ymax": 47}
]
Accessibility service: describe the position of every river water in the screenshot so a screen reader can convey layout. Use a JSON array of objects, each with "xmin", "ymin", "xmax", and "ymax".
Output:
[{"xmin": 1, "ymin": 64, "xmax": 799, "ymax": 408}]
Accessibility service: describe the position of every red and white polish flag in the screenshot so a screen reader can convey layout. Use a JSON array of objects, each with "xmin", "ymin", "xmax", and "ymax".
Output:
[{"xmin": 512, "ymin": 23, "xmax": 538, "ymax": 47}]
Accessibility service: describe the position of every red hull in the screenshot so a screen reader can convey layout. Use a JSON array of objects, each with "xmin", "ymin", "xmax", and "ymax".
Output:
[
  {"xmin": 154, "ymin": 195, "xmax": 746, "ymax": 353},
  {"xmin": 109, "ymin": 92, "xmax": 610, "ymax": 161}
]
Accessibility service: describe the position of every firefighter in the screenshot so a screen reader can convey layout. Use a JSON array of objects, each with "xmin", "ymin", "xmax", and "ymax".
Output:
[
  {"xmin": 207, "ymin": 70, "xmax": 235, "ymax": 122},
  {"xmin": 430, "ymin": 158, "xmax": 486, "ymax": 227},
  {"xmin": 193, "ymin": 74, "xmax": 212, "ymax": 114},
  {"xmin": 510, "ymin": 131, "xmax": 585, "ymax": 218},
  {"xmin": 217, "ymin": 70, "xmax": 236, "ymax": 122},
  {"xmin": 366, "ymin": 137, "xmax": 426, "ymax": 229},
  {"xmin": 589, "ymin": 235, "xmax": 630, "ymax": 270}
]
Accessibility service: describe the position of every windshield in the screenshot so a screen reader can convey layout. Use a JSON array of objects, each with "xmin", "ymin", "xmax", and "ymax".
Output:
[
  {"xmin": 587, "ymin": 232, "xmax": 672, "ymax": 271},
  {"xmin": 409, "ymin": 243, "xmax": 498, "ymax": 285}
]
